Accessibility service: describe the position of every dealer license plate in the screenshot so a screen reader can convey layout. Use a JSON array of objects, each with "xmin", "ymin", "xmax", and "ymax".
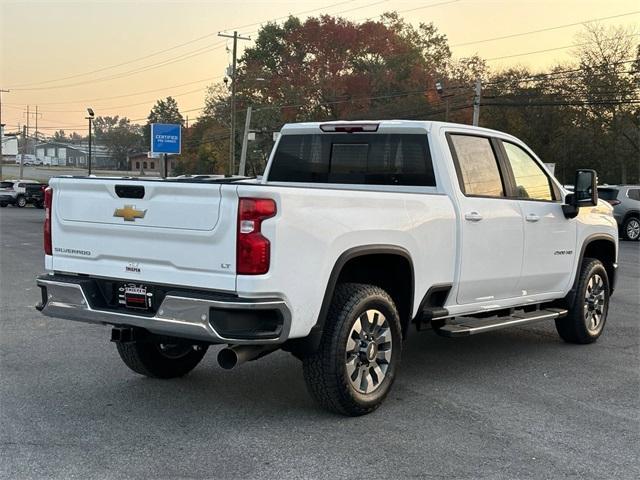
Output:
[{"xmin": 118, "ymin": 283, "xmax": 153, "ymax": 310}]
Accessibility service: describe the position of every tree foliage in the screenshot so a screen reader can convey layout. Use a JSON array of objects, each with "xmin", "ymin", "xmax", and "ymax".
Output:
[
  {"xmin": 93, "ymin": 116, "xmax": 144, "ymax": 170},
  {"xmin": 103, "ymin": 12, "xmax": 635, "ymax": 183},
  {"xmin": 144, "ymin": 96, "xmax": 184, "ymax": 146},
  {"xmin": 482, "ymin": 24, "xmax": 639, "ymax": 184}
]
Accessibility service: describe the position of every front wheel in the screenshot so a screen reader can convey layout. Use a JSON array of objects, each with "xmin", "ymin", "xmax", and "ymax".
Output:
[
  {"xmin": 116, "ymin": 337, "xmax": 208, "ymax": 378},
  {"xmin": 16, "ymin": 196, "xmax": 27, "ymax": 208},
  {"xmin": 303, "ymin": 283, "xmax": 402, "ymax": 416},
  {"xmin": 555, "ymin": 258, "xmax": 610, "ymax": 344},
  {"xmin": 623, "ymin": 217, "xmax": 640, "ymax": 241}
]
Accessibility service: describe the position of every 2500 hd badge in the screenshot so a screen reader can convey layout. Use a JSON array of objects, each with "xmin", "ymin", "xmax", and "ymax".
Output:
[{"xmin": 36, "ymin": 120, "xmax": 618, "ymax": 416}]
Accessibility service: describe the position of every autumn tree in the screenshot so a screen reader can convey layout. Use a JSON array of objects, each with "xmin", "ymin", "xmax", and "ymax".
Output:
[
  {"xmin": 144, "ymin": 96, "xmax": 184, "ymax": 146},
  {"xmin": 94, "ymin": 116, "xmax": 144, "ymax": 169}
]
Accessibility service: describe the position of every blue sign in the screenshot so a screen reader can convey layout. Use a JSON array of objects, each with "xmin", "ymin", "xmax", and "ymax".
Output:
[{"xmin": 151, "ymin": 123, "xmax": 181, "ymax": 154}]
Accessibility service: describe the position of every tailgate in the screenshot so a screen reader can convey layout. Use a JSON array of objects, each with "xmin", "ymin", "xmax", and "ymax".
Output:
[{"xmin": 49, "ymin": 178, "xmax": 238, "ymax": 292}]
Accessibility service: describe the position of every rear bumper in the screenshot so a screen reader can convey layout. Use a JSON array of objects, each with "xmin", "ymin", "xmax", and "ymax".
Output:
[{"xmin": 36, "ymin": 274, "xmax": 291, "ymax": 344}]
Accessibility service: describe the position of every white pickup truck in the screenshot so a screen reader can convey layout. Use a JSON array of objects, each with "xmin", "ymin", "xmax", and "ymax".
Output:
[{"xmin": 37, "ymin": 120, "xmax": 618, "ymax": 416}]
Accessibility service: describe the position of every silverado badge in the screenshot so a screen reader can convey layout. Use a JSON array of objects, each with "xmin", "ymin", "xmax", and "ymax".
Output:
[{"xmin": 113, "ymin": 205, "xmax": 146, "ymax": 222}]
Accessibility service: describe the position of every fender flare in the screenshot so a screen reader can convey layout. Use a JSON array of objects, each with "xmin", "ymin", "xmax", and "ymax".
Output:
[
  {"xmin": 566, "ymin": 233, "xmax": 617, "ymax": 304},
  {"xmin": 286, "ymin": 245, "xmax": 415, "ymax": 355}
]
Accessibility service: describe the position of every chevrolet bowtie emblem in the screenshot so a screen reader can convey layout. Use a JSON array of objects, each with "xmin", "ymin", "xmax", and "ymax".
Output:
[{"xmin": 113, "ymin": 205, "xmax": 146, "ymax": 222}]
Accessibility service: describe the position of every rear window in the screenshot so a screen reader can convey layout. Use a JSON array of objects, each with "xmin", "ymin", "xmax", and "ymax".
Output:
[
  {"xmin": 0, "ymin": 182, "xmax": 14, "ymax": 189},
  {"xmin": 268, "ymin": 133, "xmax": 435, "ymax": 186},
  {"xmin": 628, "ymin": 189, "xmax": 640, "ymax": 201},
  {"xmin": 597, "ymin": 188, "xmax": 619, "ymax": 200}
]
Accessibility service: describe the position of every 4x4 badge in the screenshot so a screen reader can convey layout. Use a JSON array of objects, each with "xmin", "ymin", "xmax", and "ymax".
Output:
[{"xmin": 114, "ymin": 205, "xmax": 146, "ymax": 222}]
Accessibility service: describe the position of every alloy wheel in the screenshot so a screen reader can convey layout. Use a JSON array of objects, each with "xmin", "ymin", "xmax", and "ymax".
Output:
[
  {"xmin": 345, "ymin": 309, "xmax": 393, "ymax": 394},
  {"xmin": 627, "ymin": 219, "xmax": 640, "ymax": 240},
  {"xmin": 584, "ymin": 273, "xmax": 606, "ymax": 334}
]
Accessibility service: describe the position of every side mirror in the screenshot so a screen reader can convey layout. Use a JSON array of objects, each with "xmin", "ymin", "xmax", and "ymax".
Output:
[
  {"xmin": 563, "ymin": 169, "xmax": 598, "ymax": 218},
  {"xmin": 573, "ymin": 169, "xmax": 598, "ymax": 206}
]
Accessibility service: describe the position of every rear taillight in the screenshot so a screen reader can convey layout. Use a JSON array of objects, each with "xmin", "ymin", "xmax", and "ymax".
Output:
[
  {"xmin": 607, "ymin": 199, "xmax": 621, "ymax": 206},
  {"xmin": 44, "ymin": 187, "xmax": 53, "ymax": 255},
  {"xmin": 236, "ymin": 198, "xmax": 276, "ymax": 275}
]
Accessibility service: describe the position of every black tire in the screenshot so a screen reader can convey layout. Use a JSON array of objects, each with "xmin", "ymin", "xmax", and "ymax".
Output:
[
  {"xmin": 16, "ymin": 196, "xmax": 26, "ymax": 208},
  {"xmin": 555, "ymin": 258, "xmax": 610, "ymax": 344},
  {"xmin": 115, "ymin": 337, "xmax": 208, "ymax": 379},
  {"xmin": 35, "ymin": 202, "xmax": 44, "ymax": 209},
  {"xmin": 622, "ymin": 216, "xmax": 640, "ymax": 241},
  {"xmin": 0, "ymin": 203, "xmax": 6, "ymax": 208},
  {"xmin": 303, "ymin": 283, "xmax": 402, "ymax": 416}
]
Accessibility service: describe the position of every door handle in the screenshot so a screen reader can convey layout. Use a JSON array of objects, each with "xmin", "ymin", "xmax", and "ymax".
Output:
[
  {"xmin": 525, "ymin": 213, "xmax": 540, "ymax": 222},
  {"xmin": 464, "ymin": 211, "xmax": 483, "ymax": 222}
]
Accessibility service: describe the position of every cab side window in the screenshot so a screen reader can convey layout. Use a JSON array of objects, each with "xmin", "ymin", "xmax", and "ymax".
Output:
[
  {"xmin": 449, "ymin": 134, "xmax": 505, "ymax": 197},
  {"xmin": 502, "ymin": 142, "xmax": 554, "ymax": 201}
]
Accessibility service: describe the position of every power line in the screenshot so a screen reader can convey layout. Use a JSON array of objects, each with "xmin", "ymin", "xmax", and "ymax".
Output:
[
  {"xmin": 8, "ymin": 0, "xmax": 357, "ymax": 90},
  {"xmin": 10, "ymin": 41, "xmax": 227, "ymax": 91},
  {"xmin": 451, "ymin": 10, "xmax": 640, "ymax": 48},
  {"xmin": 4, "ymin": 75, "xmax": 221, "ymax": 107},
  {"xmin": 486, "ymin": 34, "xmax": 640, "ymax": 62},
  {"xmin": 484, "ymin": 59, "xmax": 637, "ymax": 85}
]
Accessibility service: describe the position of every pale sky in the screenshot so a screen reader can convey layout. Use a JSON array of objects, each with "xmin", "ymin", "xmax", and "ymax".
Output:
[{"xmin": 1, "ymin": 0, "xmax": 638, "ymax": 133}]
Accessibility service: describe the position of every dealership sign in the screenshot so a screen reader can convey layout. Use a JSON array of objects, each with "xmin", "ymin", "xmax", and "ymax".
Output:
[{"xmin": 150, "ymin": 123, "xmax": 181, "ymax": 155}]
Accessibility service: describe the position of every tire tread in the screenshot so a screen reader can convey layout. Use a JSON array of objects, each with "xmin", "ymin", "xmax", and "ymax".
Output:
[{"xmin": 303, "ymin": 283, "xmax": 400, "ymax": 416}]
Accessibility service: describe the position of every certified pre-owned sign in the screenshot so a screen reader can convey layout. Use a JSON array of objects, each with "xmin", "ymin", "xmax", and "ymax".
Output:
[{"xmin": 151, "ymin": 123, "xmax": 181, "ymax": 155}]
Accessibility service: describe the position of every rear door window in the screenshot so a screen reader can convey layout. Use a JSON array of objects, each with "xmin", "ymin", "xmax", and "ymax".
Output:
[
  {"xmin": 268, "ymin": 133, "xmax": 435, "ymax": 186},
  {"xmin": 597, "ymin": 188, "xmax": 619, "ymax": 201},
  {"xmin": 448, "ymin": 134, "xmax": 505, "ymax": 197}
]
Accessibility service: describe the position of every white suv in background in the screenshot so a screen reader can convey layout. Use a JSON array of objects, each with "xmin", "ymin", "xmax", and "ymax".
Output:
[{"xmin": 0, "ymin": 179, "xmax": 40, "ymax": 208}]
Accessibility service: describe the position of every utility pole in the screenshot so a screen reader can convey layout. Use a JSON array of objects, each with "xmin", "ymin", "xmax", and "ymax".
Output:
[
  {"xmin": 34, "ymin": 105, "xmax": 39, "ymax": 146},
  {"xmin": 0, "ymin": 89, "xmax": 9, "ymax": 179},
  {"xmin": 472, "ymin": 79, "xmax": 482, "ymax": 126},
  {"xmin": 218, "ymin": 31, "xmax": 250, "ymax": 175},
  {"xmin": 239, "ymin": 106, "xmax": 252, "ymax": 176},
  {"xmin": 25, "ymin": 105, "xmax": 30, "ymax": 155},
  {"xmin": 20, "ymin": 125, "xmax": 26, "ymax": 179}
]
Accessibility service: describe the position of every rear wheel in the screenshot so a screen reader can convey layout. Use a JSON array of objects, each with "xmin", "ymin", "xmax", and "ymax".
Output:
[
  {"xmin": 555, "ymin": 258, "xmax": 609, "ymax": 344},
  {"xmin": 115, "ymin": 337, "xmax": 208, "ymax": 378},
  {"xmin": 303, "ymin": 283, "xmax": 402, "ymax": 416},
  {"xmin": 16, "ymin": 196, "xmax": 26, "ymax": 208},
  {"xmin": 0, "ymin": 203, "xmax": 6, "ymax": 208},
  {"xmin": 623, "ymin": 217, "xmax": 640, "ymax": 241}
]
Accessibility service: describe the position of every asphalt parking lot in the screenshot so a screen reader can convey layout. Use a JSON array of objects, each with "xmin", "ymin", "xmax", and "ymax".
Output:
[{"xmin": 1, "ymin": 206, "xmax": 638, "ymax": 480}]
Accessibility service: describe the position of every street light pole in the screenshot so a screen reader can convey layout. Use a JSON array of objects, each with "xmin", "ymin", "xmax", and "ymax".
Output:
[
  {"xmin": 218, "ymin": 31, "xmax": 250, "ymax": 176},
  {"xmin": 85, "ymin": 108, "xmax": 94, "ymax": 175}
]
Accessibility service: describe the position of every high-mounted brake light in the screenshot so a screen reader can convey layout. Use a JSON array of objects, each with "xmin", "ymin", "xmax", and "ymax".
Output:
[
  {"xmin": 237, "ymin": 198, "xmax": 276, "ymax": 275},
  {"xmin": 44, "ymin": 187, "xmax": 53, "ymax": 255},
  {"xmin": 319, "ymin": 123, "xmax": 379, "ymax": 133}
]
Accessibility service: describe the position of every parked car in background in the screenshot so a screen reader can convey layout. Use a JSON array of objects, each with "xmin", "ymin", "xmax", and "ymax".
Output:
[
  {"xmin": 597, "ymin": 185, "xmax": 640, "ymax": 241},
  {"xmin": 24, "ymin": 183, "xmax": 48, "ymax": 208},
  {"xmin": 0, "ymin": 179, "xmax": 40, "ymax": 208}
]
